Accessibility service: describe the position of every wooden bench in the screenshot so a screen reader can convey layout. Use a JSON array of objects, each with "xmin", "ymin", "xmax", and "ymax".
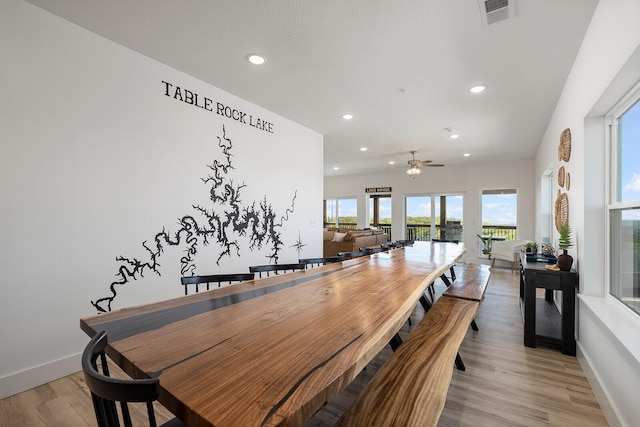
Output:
[
  {"xmin": 338, "ymin": 263, "xmax": 491, "ymax": 427},
  {"xmin": 442, "ymin": 263, "xmax": 491, "ymax": 302},
  {"xmin": 431, "ymin": 263, "xmax": 491, "ymax": 332},
  {"xmin": 337, "ymin": 296, "xmax": 480, "ymax": 427}
]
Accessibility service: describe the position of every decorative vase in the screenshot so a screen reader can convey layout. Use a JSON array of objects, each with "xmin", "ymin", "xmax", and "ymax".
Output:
[{"xmin": 557, "ymin": 249, "xmax": 573, "ymax": 271}]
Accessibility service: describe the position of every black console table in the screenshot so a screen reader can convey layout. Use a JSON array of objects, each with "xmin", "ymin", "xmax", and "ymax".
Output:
[{"xmin": 519, "ymin": 253, "xmax": 578, "ymax": 356}]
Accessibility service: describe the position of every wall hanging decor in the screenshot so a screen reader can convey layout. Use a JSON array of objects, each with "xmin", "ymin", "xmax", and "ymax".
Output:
[
  {"xmin": 91, "ymin": 125, "xmax": 299, "ymax": 312},
  {"xmin": 558, "ymin": 165, "xmax": 565, "ymax": 188},
  {"xmin": 554, "ymin": 189, "xmax": 569, "ymax": 233},
  {"xmin": 558, "ymin": 128, "xmax": 572, "ymax": 162}
]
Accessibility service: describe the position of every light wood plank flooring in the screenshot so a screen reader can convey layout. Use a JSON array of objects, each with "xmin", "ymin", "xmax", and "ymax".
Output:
[{"xmin": 0, "ymin": 266, "xmax": 608, "ymax": 426}]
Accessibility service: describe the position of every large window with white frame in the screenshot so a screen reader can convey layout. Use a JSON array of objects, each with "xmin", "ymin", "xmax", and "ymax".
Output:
[
  {"xmin": 324, "ymin": 198, "xmax": 357, "ymax": 229},
  {"xmin": 608, "ymin": 85, "xmax": 640, "ymax": 316},
  {"xmin": 481, "ymin": 189, "xmax": 518, "ymax": 240}
]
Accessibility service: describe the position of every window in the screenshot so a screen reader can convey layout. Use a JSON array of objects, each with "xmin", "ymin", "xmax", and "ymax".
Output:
[
  {"xmin": 608, "ymin": 92, "xmax": 640, "ymax": 316},
  {"xmin": 481, "ymin": 189, "xmax": 518, "ymax": 240},
  {"xmin": 324, "ymin": 198, "xmax": 357, "ymax": 229},
  {"xmin": 541, "ymin": 169, "xmax": 554, "ymax": 244}
]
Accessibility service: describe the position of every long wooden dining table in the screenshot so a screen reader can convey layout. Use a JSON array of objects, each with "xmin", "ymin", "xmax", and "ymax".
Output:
[{"xmin": 80, "ymin": 241, "xmax": 465, "ymax": 427}]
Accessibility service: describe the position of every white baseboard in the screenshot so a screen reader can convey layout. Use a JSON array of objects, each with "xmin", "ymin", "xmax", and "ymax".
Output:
[
  {"xmin": 0, "ymin": 353, "xmax": 81, "ymax": 400},
  {"xmin": 577, "ymin": 344, "xmax": 622, "ymax": 427}
]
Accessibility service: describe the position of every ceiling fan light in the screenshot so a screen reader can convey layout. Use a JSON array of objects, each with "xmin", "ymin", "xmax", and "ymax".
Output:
[{"xmin": 407, "ymin": 166, "xmax": 421, "ymax": 176}]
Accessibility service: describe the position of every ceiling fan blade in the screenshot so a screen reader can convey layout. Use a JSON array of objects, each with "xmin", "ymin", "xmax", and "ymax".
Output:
[
  {"xmin": 424, "ymin": 163, "xmax": 444, "ymax": 167},
  {"xmin": 416, "ymin": 160, "xmax": 433, "ymax": 166}
]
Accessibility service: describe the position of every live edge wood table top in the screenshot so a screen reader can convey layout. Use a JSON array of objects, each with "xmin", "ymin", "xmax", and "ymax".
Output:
[{"xmin": 80, "ymin": 242, "xmax": 465, "ymax": 427}]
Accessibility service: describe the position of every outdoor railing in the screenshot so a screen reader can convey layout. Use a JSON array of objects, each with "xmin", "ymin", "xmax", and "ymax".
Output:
[
  {"xmin": 324, "ymin": 223, "xmax": 517, "ymax": 242},
  {"xmin": 406, "ymin": 224, "xmax": 431, "ymax": 241},
  {"xmin": 481, "ymin": 225, "xmax": 517, "ymax": 240}
]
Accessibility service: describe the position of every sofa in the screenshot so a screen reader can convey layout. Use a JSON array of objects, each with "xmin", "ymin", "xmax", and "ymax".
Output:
[{"xmin": 323, "ymin": 228, "xmax": 388, "ymax": 257}]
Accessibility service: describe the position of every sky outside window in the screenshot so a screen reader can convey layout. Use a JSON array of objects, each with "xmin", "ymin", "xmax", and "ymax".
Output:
[
  {"xmin": 482, "ymin": 192, "xmax": 517, "ymax": 226},
  {"xmin": 620, "ymin": 99, "xmax": 640, "ymax": 209}
]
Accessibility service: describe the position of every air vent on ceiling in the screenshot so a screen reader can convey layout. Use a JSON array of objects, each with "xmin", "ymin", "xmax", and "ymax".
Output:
[{"xmin": 479, "ymin": 0, "xmax": 515, "ymax": 26}]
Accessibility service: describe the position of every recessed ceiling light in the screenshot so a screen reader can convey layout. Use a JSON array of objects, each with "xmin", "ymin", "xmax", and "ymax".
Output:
[
  {"xmin": 469, "ymin": 85, "xmax": 486, "ymax": 94},
  {"xmin": 341, "ymin": 114, "xmax": 354, "ymax": 120},
  {"xmin": 360, "ymin": 147, "xmax": 367, "ymax": 152},
  {"xmin": 463, "ymin": 153, "xmax": 471, "ymax": 157},
  {"xmin": 247, "ymin": 54, "xmax": 266, "ymax": 65},
  {"xmin": 449, "ymin": 134, "xmax": 460, "ymax": 140},
  {"xmin": 389, "ymin": 161, "xmax": 395, "ymax": 165},
  {"xmin": 333, "ymin": 166, "xmax": 339, "ymax": 170}
]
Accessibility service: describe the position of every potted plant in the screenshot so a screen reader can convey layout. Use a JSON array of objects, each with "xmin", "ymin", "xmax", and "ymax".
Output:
[
  {"xmin": 557, "ymin": 222, "xmax": 574, "ymax": 271},
  {"xmin": 525, "ymin": 241, "xmax": 538, "ymax": 255},
  {"xmin": 477, "ymin": 233, "xmax": 493, "ymax": 257}
]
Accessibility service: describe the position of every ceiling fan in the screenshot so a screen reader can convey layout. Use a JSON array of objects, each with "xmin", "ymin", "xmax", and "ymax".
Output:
[{"xmin": 406, "ymin": 151, "xmax": 444, "ymax": 178}]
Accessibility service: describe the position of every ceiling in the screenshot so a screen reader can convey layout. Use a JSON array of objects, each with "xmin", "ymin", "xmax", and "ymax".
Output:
[{"xmin": 25, "ymin": 0, "xmax": 599, "ymax": 176}]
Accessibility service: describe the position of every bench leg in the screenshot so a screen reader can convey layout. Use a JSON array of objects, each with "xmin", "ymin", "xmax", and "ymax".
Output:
[
  {"xmin": 440, "ymin": 274, "xmax": 452, "ymax": 287},
  {"xmin": 427, "ymin": 282, "xmax": 435, "ymax": 302},
  {"xmin": 419, "ymin": 294, "xmax": 432, "ymax": 312},
  {"xmin": 450, "ymin": 266, "xmax": 456, "ymax": 281},
  {"xmin": 389, "ymin": 332, "xmax": 403, "ymax": 352},
  {"xmin": 470, "ymin": 319, "xmax": 479, "ymax": 331},
  {"xmin": 455, "ymin": 353, "xmax": 466, "ymax": 371}
]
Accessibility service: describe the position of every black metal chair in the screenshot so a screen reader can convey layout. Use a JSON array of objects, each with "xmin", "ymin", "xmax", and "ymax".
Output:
[
  {"xmin": 180, "ymin": 273, "xmax": 255, "ymax": 295},
  {"xmin": 338, "ymin": 251, "xmax": 367, "ymax": 260},
  {"xmin": 249, "ymin": 263, "xmax": 306, "ymax": 278},
  {"xmin": 360, "ymin": 246, "xmax": 383, "ymax": 254},
  {"xmin": 82, "ymin": 331, "xmax": 186, "ymax": 427},
  {"xmin": 393, "ymin": 239, "xmax": 414, "ymax": 247},
  {"xmin": 299, "ymin": 256, "xmax": 343, "ymax": 268}
]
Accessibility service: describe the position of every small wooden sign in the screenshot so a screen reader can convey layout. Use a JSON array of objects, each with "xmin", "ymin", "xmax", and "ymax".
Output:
[{"xmin": 365, "ymin": 187, "xmax": 392, "ymax": 193}]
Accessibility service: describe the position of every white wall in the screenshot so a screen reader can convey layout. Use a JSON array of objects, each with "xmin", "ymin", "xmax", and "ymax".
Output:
[
  {"xmin": 0, "ymin": 0, "xmax": 323, "ymax": 398},
  {"xmin": 324, "ymin": 158, "xmax": 535, "ymax": 261},
  {"xmin": 534, "ymin": 1, "xmax": 640, "ymax": 425}
]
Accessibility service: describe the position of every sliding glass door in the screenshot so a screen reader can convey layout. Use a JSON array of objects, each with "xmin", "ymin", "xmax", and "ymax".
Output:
[{"xmin": 406, "ymin": 194, "xmax": 463, "ymax": 241}]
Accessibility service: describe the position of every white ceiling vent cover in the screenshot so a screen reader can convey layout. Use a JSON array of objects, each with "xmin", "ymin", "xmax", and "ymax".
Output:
[{"xmin": 479, "ymin": 0, "xmax": 516, "ymax": 26}]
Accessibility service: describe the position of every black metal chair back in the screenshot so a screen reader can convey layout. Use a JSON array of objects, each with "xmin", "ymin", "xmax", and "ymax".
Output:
[
  {"xmin": 338, "ymin": 251, "xmax": 367, "ymax": 260},
  {"xmin": 249, "ymin": 263, "xmax": 306, "ymax": 278},
  {"xmin": 360, "ymin": 247, "xmax": 383, "ymax": 254},
  {"xmin": 298, "ymin": 256, "xmax": 344, "ymax": 268},
  {"xmin": 82, "ymin": 331, "xmax": 186, "ymax": 427},
  {"xmin": 180, "ymin": 273, "xmax": 255, "ymax": 295},
  {"xmin": 393, "ymin": 239, "xmax": 414, "ymax": 248}
]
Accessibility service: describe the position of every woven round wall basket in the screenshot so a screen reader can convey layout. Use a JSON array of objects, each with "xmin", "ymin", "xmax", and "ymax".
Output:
[
  {"xmin": 558, "ymin": 166, "xmax": 565, "ymax": 188},
  {"xmin": 558, "ymin": 128, "xmax": 572, "ymax": 162},
  {"xmin": 555, "ymin": 190, "xmax": 569, "ymax": 232}
]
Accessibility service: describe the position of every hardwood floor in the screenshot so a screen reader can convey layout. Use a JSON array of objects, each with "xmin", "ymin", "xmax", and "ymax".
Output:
[{"xmin": 0, "ymin": 265, "xmax": 608, "ymax": 426}]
